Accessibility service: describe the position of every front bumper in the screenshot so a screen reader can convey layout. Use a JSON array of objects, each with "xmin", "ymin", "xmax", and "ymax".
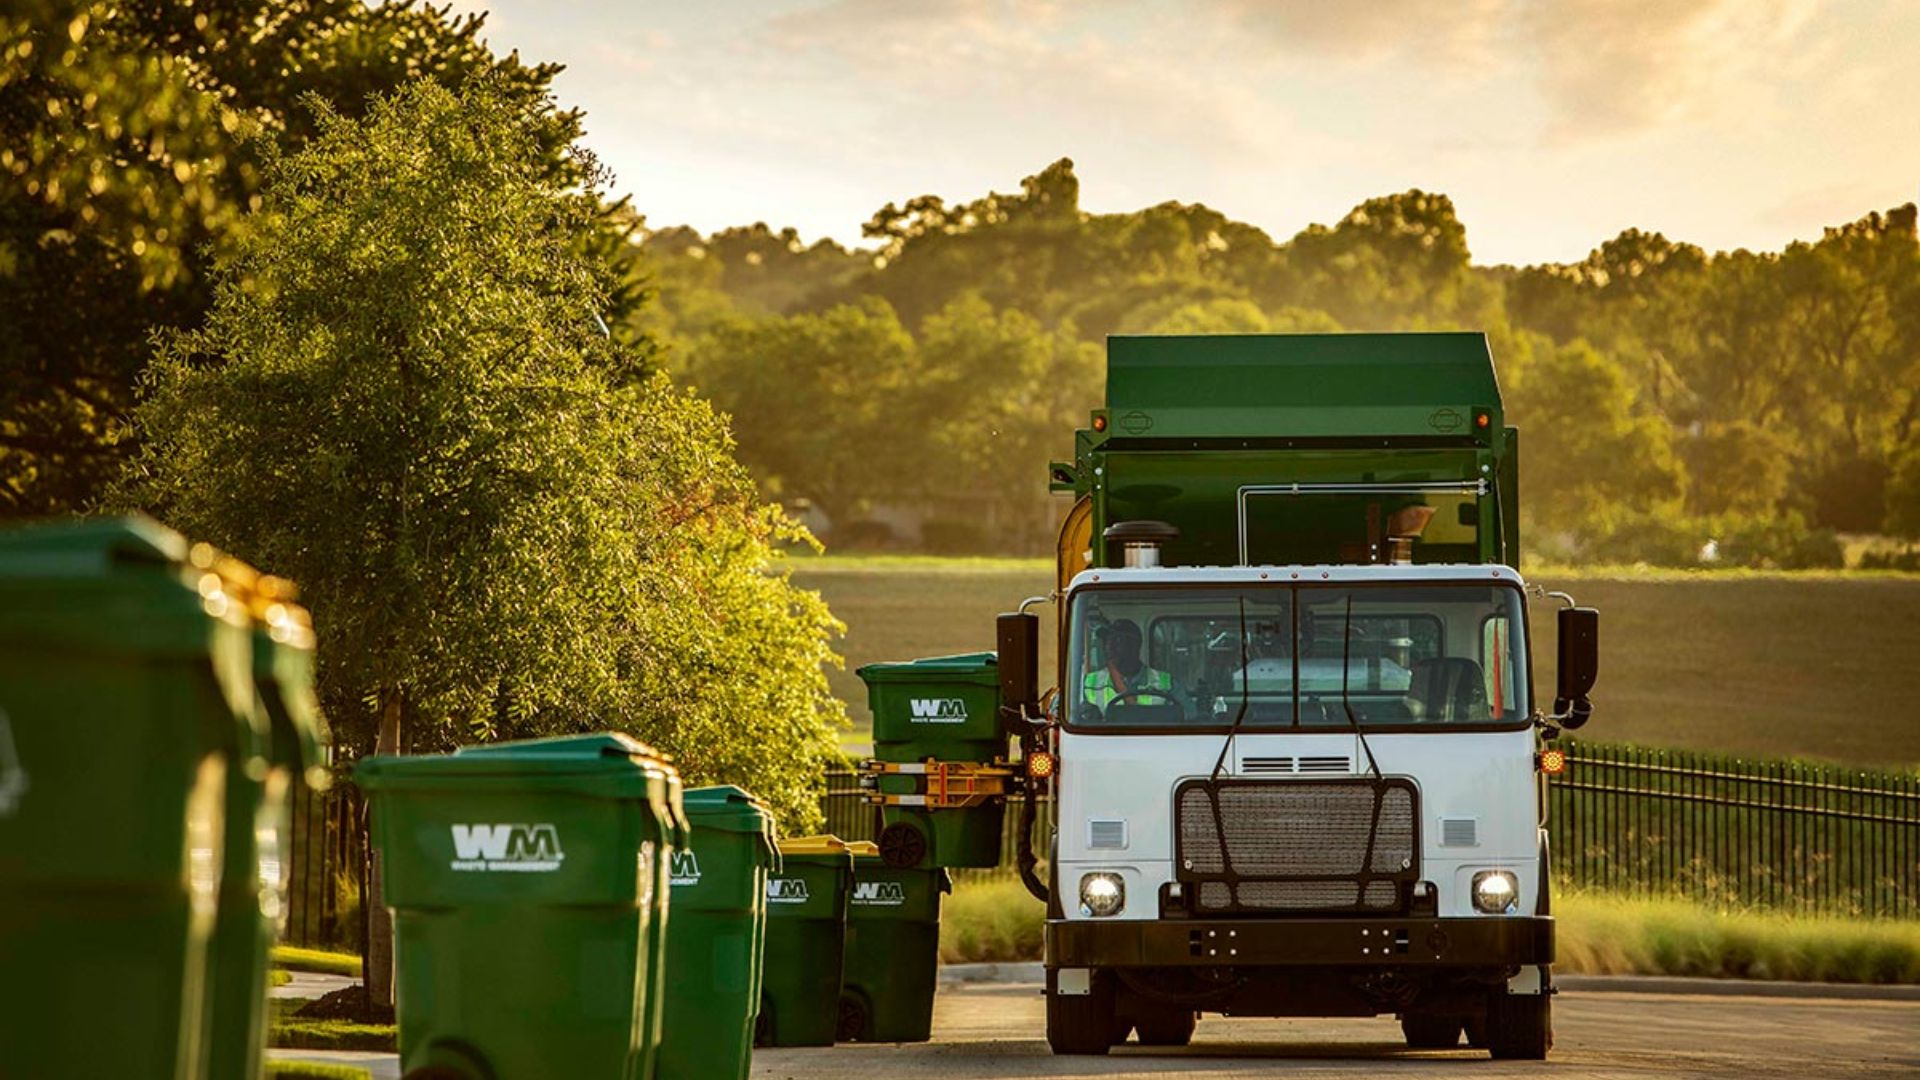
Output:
[{"xmin": 1047, "ymin": 915, "xmax": 1554, "ymax": 969}]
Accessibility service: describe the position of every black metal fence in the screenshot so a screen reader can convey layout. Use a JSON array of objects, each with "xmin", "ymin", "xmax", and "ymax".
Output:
[
  {"xmin": 1549, "ymin": 741, "xmax": 1920, "ymax": 918},
  {"xmin": 282, "ymin": 779, "xmax": 364, "ymax": 951},
  {"xmin": 824, "ymin": 743, "xmax": 1920, "ymax": 916}
]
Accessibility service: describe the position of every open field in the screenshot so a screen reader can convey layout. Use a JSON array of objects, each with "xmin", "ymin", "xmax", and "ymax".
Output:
[{"xmin": 788, "ymin": 559, "xmax": 1920, "ymax": 766}]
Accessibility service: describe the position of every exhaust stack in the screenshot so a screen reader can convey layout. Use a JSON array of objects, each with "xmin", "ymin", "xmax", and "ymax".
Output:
[{"xmin": 1103, "ymin": 520, "xmax": 1181, "ymax": 568}]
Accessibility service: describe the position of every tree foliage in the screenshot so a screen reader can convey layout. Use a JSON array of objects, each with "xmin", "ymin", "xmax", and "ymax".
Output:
[
  {"xmin": 118, "ymin": 79, "xmax": 842, "ymax": 830},
  {"xmin": 0, "ymin": 0, "xmax": 583, "ymax": 516},
  {"xmin": 640, "ymin": 160, "xmax": 1920, "ymax": 566}
]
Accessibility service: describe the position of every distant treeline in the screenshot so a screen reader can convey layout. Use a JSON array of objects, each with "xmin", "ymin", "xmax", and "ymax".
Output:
[{"xmin": 629, "ymin": 161, "xmax": 1920, "ymax": 567}]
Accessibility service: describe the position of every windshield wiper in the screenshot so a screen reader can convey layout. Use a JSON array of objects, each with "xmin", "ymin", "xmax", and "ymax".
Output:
[
  {"xmin": 1341, "ymin": 594, "xmax": 1385, "ymax": 783},
  {"xmin": 1208, "ymin": 594, "xmax": 1253, "ymax": 783}
]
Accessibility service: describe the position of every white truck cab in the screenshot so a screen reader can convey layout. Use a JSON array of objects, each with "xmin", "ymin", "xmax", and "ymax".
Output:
[{"xmin": 1041, "ymin": 561, "xmax": 1563, "ymax": 1057}]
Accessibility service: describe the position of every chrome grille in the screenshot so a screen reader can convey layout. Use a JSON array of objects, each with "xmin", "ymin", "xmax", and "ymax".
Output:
[{"xmin": 1175, "ymin": 779, "xmax": 1418, "ymax": 914}]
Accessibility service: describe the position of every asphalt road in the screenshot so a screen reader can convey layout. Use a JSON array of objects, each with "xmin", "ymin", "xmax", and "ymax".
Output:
[{"xmin": 752, "ymin": 982, "xmax": 1920, "ymax": 1078}]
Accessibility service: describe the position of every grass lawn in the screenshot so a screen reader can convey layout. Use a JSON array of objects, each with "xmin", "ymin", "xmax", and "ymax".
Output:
[
  {"xmin": 791, "ymin": 557, "xmax": 1920, "ymax": 766},
  {"xmin": 271, "ymin": 945, "xmax": 361, "ymax": 978},
  {"xmin": 267, "ymin": 1063, "xmax": 373, "ymax": 1080},
  {"xmin": 938, "ymin": 880, "xmax": 1920, "ymax": 983},
  {"xmin": 268, "ymin": 999, "xmax": 395, "ymax": 1053}
]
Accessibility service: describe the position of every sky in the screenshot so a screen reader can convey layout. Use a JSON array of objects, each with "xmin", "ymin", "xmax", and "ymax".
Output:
[{"xmin": 447, "ymin": 0, "xmax": 1920, "ymax": 266}]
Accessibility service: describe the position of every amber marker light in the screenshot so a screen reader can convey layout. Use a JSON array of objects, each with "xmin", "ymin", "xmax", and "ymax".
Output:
[
  {"xmin": 1026, "ymin": 750, "xmax": 1057, "ymax": 779},
  {"xmin": 1092, "ymin": 413, "xmax": 1108, "ymax": 432},
  {"xmin": 1474, "ymin": 409, "xmax": 1492, "ymax": 429},
  {"xmin": 1538, "ymin": 748, "xmax": 1568, "ymax": 775}
]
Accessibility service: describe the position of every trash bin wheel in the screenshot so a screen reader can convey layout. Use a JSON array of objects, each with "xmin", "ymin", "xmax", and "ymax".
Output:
[
  {"xmin": 754, "ymin": 995, "xmax": 774, "ymax": 1047},
  {"xmin": 837, "ymin": 990, "xmax": 872, "ymax": 1042},
  {"xmin": 879, "ymin": 822, "xmax": 928, "ymax": 868}
]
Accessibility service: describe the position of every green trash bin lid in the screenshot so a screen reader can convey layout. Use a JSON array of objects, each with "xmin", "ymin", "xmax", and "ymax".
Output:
[
  {"xmin": 456, "ymin": 732, "xmax": 665, "ymax": 763},
  {"xmin": 356, "ymin": 733, "xmax": 679, "ymax": 801},
  {"xmin": 0, "ymin": 515, "xmax": 189, "ymax": 576},
  {"xmin": 684, "ymin": 785, "xmax": 781, "ymax": 869},
  {"xmin": 855, "ymin": 651, "xmax": 999, "ymax": 686}
]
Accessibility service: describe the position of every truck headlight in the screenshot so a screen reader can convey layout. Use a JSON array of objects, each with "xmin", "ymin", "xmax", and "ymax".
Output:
[
  {"xmin": 1079, "ymin": 872, "xmax": 1125, "ymax": 917},
  {"xmin": 1471, "ymin": 870, "xmax": 1519, "ymax": 914}
]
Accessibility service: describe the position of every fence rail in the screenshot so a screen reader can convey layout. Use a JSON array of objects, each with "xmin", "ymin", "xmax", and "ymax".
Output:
[
  {"xmin": 822, "ymin": 741, "xmax": 1920, "ymax": 917},
  {"xmin": 1550, "ymin": 741, "xmax": 1919, "ymax": 918}
]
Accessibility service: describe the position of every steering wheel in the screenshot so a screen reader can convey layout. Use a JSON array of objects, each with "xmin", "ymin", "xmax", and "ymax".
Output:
[{"xmin": 1078, "ymin": 686, "xmax": 1181, "ymax": 723}]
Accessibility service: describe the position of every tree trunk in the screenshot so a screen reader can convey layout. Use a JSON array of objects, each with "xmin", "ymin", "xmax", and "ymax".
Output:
[{"xmin": 364, "ymin": 690, "xmax": 404, "ymax": 1009}]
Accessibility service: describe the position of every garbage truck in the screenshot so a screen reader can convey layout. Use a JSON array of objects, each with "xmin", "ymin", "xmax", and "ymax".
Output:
[{"xmin": 981, "ymin": 333, "xmax": 1600, "ymax": 1060}]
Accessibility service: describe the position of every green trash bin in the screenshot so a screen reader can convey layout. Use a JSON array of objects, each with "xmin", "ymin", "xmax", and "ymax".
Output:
[
  {"xmin": 357, "ymin": 732, "xmax": 682, "ymax": 1080},
  {"xmin": 657, "ymin": 786, "xmax": 779, "ymax": 1080},
  {"xmin": 837, "ymin": 841, "xmax": 951, "ymax": 1043},
  {"xmin": 858, "ymin": 652, "xmax": 1006, "ymax": 868},
  {"xmin": 0, "ymin": 516, "xmax": 260, "ymax": 1079},
  {"xmin": 757, "ymin": 835, "xmax": 853, "ymax": 1047},
  {"xmin": 205, "ymin": 572, "xmax": 332, "ymax": 1080}
]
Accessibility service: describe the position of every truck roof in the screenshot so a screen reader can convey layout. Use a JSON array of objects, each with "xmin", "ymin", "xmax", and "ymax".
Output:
[{"xmin": 1066, "ymin": 563, "xmax": 1527, "ymax": 592}]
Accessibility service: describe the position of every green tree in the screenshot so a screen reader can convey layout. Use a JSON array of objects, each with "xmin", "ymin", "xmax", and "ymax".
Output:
[
  {"xmin": 1506, "ymin": 337, "xmax": 1684, "ymax": 532},
  {"xmin": 915, "ymin": 295, "xmax": 1099, "ymax": 550},
  {"xmin": 119, "ymin": 79, "xmax": 845, "ymax": 996},
  {"xmin": 682, "ymin": 298, "xmax": 921, "ymax": 531},
  {"xmin": 1, "ymin": 0, "xmax": 572, "ymax": 516},
  {"xmin": 1885, "ymin": 439, "xmax": 1920, "ymax": 543},
  {"xmin": 1677, "ymin": 420, "xmax": 1794, "ymax": 517}
]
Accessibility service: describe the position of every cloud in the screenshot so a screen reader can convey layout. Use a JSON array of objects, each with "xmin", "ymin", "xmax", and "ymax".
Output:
[
  {"xmin": 1203, "ymin": 0, "xmax": 1830, "ymax": 137},
  {"xmin": 735, "ymin": 0, "xmax": 1329, "ymax": 170}
]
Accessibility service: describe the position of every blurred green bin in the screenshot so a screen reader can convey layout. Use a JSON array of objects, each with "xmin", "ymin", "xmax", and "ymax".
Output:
[
  {"xmin": 757, "ymin": 835, "xmax": 853, "ymax": 1047},
  {"xmin": 657, "ymin": 785, "xmax": 779, "ymax": 1080},
  {"xmin": 357, "ymin": 732, "xmax": 682, "ymax": 1080},
  {"xmin": 837, "ymin": 842, "xmax": 951, "ymax": 1043},
  {"xmin": 858, "ymin": 653, "xmax": 1005, "ymax": 868},
  {"xmin": 0, "ymin": 517, "xmax": 261, "ymax": 1079},
  {"xmin": 205, "ymin": 574, "xmax": 331, "ymax": 1080}
]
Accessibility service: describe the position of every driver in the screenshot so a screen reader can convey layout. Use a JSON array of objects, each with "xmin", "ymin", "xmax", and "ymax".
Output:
[{"xmin": 1083, "ymin": 619, "xmax": 1180, "ymax": 714}]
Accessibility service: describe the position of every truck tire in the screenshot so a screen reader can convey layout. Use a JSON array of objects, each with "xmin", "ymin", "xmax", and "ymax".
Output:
[
  {"xmin": 1046, "ymin": 970, "xmax": 1116, "ymax": 1055},
  {"xmin": 1399, "ymin": 1012, "xmax": 1464, "ymax": 1049},
  {"xmin": 1133, "ymin": 1007, "xmax": 1197, "ymax": 1047},
  {"xmin": 1485, "ymin": 991, "xmax": 1552, "ymax": 1060}
]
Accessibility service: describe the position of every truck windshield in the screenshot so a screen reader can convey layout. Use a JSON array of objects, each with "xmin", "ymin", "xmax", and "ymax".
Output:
[{"xmin": 1065, "ymin": 583, "xmax": 1528, "ymax": 729}]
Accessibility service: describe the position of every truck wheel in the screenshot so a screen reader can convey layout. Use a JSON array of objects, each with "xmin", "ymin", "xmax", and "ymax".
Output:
[
  {"xmin": 1485, "ymin": 992, "xmax": 1552, "ymax": 1060},
  {"xmin": 1399, "ymin": 1012, "xmax": 1464, "ymax": 1049},
  {"xmin": 1133, "ymin": 1007, "xmax": 1197, "ymax": 1047},
  {"xmin": 1046, "ymin": 971, "xmax": 1116, "ymax": 1055}
]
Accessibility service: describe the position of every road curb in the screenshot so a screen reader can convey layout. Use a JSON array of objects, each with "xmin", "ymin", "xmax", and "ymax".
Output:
[
  {"xmin": 1555, "ymin": 974, "xmax": 1920, "ymax": 1002},
  {"xmin": 936, "ymin": 963, "xmax": 1920, "ymax": 1002}
]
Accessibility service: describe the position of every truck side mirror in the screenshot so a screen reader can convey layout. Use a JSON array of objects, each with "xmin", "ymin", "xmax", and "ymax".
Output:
[
  {"xmin": 997, "ymin": 611, "xmax": 1040, "ymax": 733},
  {"xmin": 1554, "ymin": 606, "xmax": 1599, "ymax": 728}
]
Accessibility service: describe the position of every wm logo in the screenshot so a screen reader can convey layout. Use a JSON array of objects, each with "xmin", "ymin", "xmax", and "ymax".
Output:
[
  {"xmin": 851, "ymin": 881, "xmax": 906, "ymax": 906},
  {"xmin": 766, "ymin": 877, "xmax": 811, "ymax": 904},
  {"xmin": 669, "ymin": 850, "xmax": 701, "ymax": 886},
  {"xmin": 908, "ymin": 698, "xmax": 968, "ymax": 724},
  {"xmin": 449, "ymin": 824, "xmax": 564, "ymax": 872}
]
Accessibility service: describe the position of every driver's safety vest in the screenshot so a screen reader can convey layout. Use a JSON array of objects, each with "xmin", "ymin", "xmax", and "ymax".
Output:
[{"xmin": 1083, "ymin": 664, "xmax": 1173, "ymax": 709}]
